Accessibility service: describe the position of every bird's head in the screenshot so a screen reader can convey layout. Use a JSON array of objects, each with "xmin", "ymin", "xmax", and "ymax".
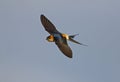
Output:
[{"xmin": 46, "ymin": 35, "xmax": 54, "ymax": 42}]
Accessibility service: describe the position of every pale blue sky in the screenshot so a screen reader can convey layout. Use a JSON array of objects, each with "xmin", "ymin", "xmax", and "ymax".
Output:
[{"xmin": 0, "ymin": 0, "xmax": 120, "ymax": 82}]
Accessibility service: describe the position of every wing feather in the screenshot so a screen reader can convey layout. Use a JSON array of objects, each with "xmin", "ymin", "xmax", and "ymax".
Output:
[
  {"xmin": 40, "ymin": 14, "xmax": 60, "ymax": 34},
  {"xmin": 55, "ymin": 38, "xmax": 72, "ymax": 58}
]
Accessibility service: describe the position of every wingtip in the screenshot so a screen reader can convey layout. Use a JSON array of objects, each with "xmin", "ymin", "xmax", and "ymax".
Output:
[
  {"xmin": 40, "ymin": 14, "xmax": 46, "ymax": 22},
  {"xmin": 65, "ymin": 51, "xmax": 73, "ymax": 58},
  {"xmin": 68, "ymin": 56, "xmax": 72, "ymax": 58},
  {"xmin": 40, "ymin": 14, "xmax": 44, "ymax": 18}
]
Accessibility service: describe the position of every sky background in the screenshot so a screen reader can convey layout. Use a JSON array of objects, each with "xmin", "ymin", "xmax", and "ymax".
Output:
[{"xmin": 0, "ymin": 0, "xmax": 120, "ymax": 82}]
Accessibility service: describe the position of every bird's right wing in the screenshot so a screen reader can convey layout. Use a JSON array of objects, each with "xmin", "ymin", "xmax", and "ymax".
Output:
[{"xmin": 55, "ymin": 37, "xmax": 73, "ymax": 58}]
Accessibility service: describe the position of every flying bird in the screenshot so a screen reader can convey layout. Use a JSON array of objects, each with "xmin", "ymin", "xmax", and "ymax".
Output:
[{"xmin": 40, "ymin": 14, "xmax": 87, "ymax": 58}]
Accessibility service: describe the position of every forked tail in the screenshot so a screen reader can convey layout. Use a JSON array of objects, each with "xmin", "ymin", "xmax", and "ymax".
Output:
[
  {"xmin": 69, "ymin": 34, "xmax": 79, "ymax": 38},
  {"xmin": 69, "ymin": 34, "xmax": 88, "ymax": 46}
]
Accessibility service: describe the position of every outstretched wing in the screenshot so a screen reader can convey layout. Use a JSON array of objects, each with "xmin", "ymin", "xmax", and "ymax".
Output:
[
  {"xmin": 55, "ymin": 37, "xmax": 72, "ymax": 58},
  {"xmin": 40, "ymin": 14, "xmax": 60, "ymax": 34}
]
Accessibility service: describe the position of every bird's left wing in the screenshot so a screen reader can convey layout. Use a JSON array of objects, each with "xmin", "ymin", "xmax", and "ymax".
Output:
[{"xmin": 40, "ymin": 14, "xmax": 60, "ymax": 34}]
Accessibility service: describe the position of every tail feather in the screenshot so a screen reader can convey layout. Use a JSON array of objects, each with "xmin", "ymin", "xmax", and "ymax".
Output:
[
  {"xmin": 69, "ymin": 34, "xmax": 79, "ymax": 38},
  {"xmin": 69, "ymin": 37, "xmax": 88, "ymax": 46}
]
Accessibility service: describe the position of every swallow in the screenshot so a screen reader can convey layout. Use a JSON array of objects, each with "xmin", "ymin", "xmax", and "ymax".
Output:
[{"xmin": 40, "ymin": 14, "xmax": 87, "ymax": 58}]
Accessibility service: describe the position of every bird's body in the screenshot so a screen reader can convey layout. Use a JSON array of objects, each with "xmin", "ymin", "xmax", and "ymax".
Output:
[
  {"xmin": 40, "ymin": 14, "xmax": 87, "ymax": 58},
  {"xmin": 47, "ymin": 34, "xmax": 69, "ymax": 42}
]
